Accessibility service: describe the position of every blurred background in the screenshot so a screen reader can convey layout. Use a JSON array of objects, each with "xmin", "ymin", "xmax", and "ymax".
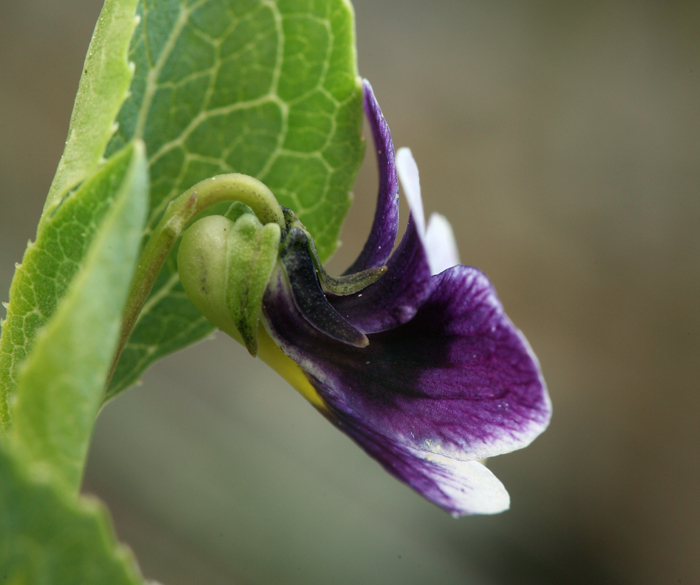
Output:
[{"xmin": 1, "ymin": 0, "xmax": 699, "ymax": 583}]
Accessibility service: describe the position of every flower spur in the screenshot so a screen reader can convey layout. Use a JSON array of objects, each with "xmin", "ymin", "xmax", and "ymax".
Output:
[{"xmin": 177, "ymin": 80, "xmax": 551, "ymax": 516}]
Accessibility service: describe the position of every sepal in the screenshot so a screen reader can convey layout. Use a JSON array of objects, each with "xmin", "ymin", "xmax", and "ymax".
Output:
[
  {"xmin": 279, "ymin": 227, "xmax": 368, "ymax": 348},
  {"xmin": 282, "ymin": 208, "xmax": 386, "ymax": 296}
]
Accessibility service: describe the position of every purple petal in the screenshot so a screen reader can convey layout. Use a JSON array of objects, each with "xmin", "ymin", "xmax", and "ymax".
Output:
[
  {"xmin": 344, "ymin": 80, "xmax": 400, "ymax": 274},
  {"xmin": 328, "ymin": 218, "xmax": 433, "ymax": 333},
  {"xmin": 263, "ymin": 264, "xmax": 550, "ymax": 513},
  {"xmin": 331, "ymin": 106, "xmax": 436, "ymax": 334},
  {"xmin": 338, "ymin": 419, "xmax": 510, "ymax": 516}
]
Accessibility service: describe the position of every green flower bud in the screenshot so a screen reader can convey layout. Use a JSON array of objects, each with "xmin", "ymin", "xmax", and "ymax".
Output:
[{"xmin": 177, "ymin": 213, "xmax": 281, "ymax": 356}]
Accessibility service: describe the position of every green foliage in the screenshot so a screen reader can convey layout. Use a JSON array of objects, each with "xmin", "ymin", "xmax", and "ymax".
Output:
[
  {"xmin": 0, "ymin": 444, "xmax": 143, "ymax": 585},
  {"xmin": 106, "ymin": 0, "xmax": 364, "ymax": 398},
  {"xmin": 0, "ymin": 149, "xmax": 143, "ymax": 431},
  {"xmin": 0, "ymin": 0, "xmax": 364, "ymax": 577},
  {"xmin": 8, "ymin": 143, "xmax": 148, "ymax": 493},
  {"xmin": 42, "ymin": 0, "xmax": 140, "ymax": 224},
  {"xmin": 0, "ymin": 141, "xmax": 148, "ymax": 583},
  {"xmin": 0, "ymin": 0, "xmax": 141, "ymax": 429}
]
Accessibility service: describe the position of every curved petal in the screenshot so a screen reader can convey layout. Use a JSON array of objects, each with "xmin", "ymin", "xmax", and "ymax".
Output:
[
  {"xmin": 328, "ymin": 219, "xmax": 433, "ymax": 333},
  {"xmin": 396, "ymin": 147, "xmax": 462, "ymax": 276},
  {"xmin": 395, "ymin": 147, "xmax": 426, "ymax": 235},
  {"xmin": 337, "ymin": 417, "xmax": 511, "ymax": 516},
  {"xmin": 344, "ymin": 80, "xmax": 400, "ymax": 274},
  {"xmin": 425, "ymin": 213, "xmax": 460, "ymax": 275},
  {"xmin": 264, "ymin": 263, "xmax": 551, "ymax": 475},
  {"xmin": 329, "ymin": 149, "xmax": 436, "ymax": 334}
]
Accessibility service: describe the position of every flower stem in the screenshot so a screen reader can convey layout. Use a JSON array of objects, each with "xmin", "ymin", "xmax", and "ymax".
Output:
[{"xmin": 106, "ymin": 173, "xmax": 285, "ymax": 389}]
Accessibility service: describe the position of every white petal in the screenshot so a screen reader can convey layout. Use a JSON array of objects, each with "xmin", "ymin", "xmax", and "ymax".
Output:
[
  {"xmin": 425, "ymin": 213, "xmax": 460, "ymax": 275},
  {"xmin": 396, "ymin": 147, "xmax": 426, "ymax": 236},
  {"xmin": 408, "ymin": 448, "xmax": 511, "ymax": 516}
]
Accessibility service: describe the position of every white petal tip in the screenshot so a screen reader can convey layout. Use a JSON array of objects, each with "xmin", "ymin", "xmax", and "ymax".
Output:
[
  {"xmin": 396, "ymin": 148, "xmax": 425, "ymax": 234},
  {"xmin": 425, "ymin": 213, "xmax": 460, "ymax": 275},
  {"xmin": 440, "ymin": 459, "xmax": 511, "ymax": 516}
]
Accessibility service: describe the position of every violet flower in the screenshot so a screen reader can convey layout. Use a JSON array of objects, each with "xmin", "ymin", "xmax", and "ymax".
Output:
[{"xmin": 178, "ymin": 80, "xmax": 551, "ymax": 516}]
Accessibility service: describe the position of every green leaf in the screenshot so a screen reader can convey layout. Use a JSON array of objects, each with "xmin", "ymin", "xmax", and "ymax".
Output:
[
  {"xmin": 41, "ymin": 0, "xmax": 140, "ymax": 225},
  {"xmin": 0, "ymin": 443, "xmax": 144, "ymax": 585},
  {"xmin": 7, "ymin": 142, "xmax": 148, "ymax": 492},
  {"xmin": 106, "ymin": 0, "xmax": 364, "ymax": 398},
  {"xmin": 0, "ymin": 0, "xmax": 142, "ymax": 430},
  {"xmin": 0, "ymin": 144, "xmax": 148, "ymax": 432}
]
